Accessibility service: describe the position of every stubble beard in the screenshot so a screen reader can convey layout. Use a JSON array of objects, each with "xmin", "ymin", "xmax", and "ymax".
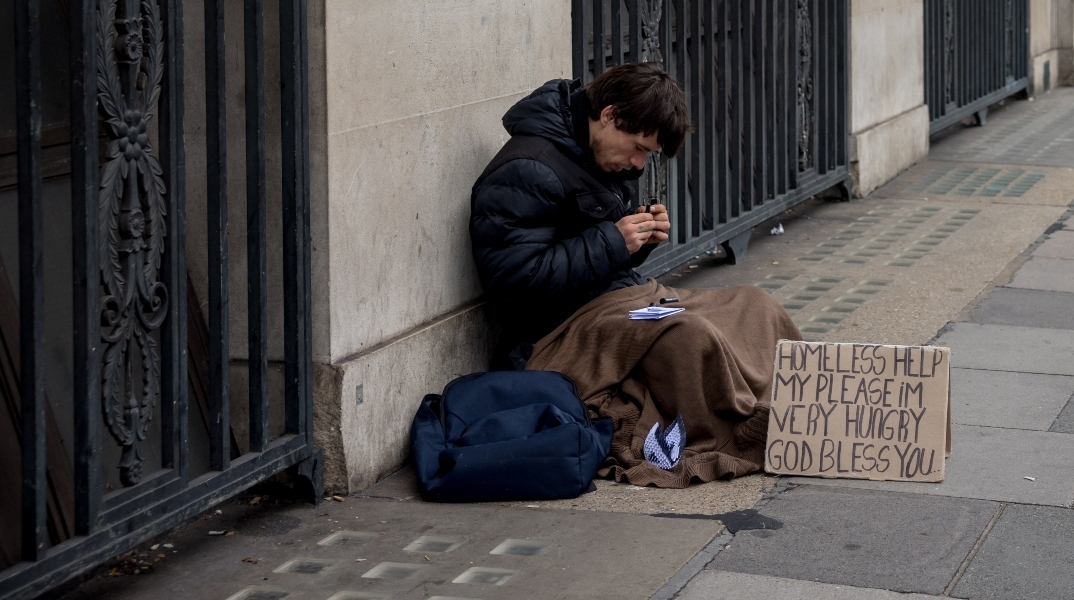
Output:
[{"xmin": 589, "ymin": 134, "xmax": 613, "ymax": 172}]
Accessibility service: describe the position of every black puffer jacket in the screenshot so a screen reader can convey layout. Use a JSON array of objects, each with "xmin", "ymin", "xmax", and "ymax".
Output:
[{"xmin": 470, "ymin": 79, "xmax": 654, "ymax": 361}]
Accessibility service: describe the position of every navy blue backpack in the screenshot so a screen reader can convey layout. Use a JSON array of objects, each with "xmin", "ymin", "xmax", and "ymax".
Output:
[{"xmin": 410, "ymin": 370, "xmax": 614, "ymax": 502}]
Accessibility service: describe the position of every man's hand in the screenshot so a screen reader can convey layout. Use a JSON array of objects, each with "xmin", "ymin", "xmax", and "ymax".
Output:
[
  {"xmin": 615, "ymin": 204, "xmax": 670, "ymax": 254},
  {"xmin": 642, "ymin": 204, "xmax": 670, "ymax": 245}
]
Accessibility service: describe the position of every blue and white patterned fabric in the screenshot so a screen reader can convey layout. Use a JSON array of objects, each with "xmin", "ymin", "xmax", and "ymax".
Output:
[{"xmin": 643, "ymin": 414, "xmax": 686, "ymax": 470}]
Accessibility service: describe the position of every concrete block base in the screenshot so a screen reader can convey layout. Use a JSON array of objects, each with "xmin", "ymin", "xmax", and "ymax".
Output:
[
  {"xmin": 1059, "ymin": 48, "xmax": 1074, "ymax": 86},
  {"xmin": 1031, "ymin": 49, "xmax": 1061, "ymax": 95},
  {"xmin": 849, "ymin": 104, "xmax": 930, "ymax": 197},
  {"xmin": 314, "ymin": 304, "xmax": 497, "ymax": 494}
]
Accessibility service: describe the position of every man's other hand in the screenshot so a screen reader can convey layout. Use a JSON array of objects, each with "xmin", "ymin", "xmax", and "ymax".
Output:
[
  {"xmin": 642, "ymin": 204, "xmax": 670, "ymax": 245},
  {"xmin": 615, "ymin": 204, "xmax": 670, "ymax": 254}
]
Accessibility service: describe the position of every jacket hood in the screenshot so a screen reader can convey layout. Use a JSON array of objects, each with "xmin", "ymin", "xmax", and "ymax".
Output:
[
  {"xmin": 502, "ymin": 79, "xmax": 588, "ymax": 163},
  {"xmin": 502, "ymin": 78, "xmax": 644, "ymax": 182}
]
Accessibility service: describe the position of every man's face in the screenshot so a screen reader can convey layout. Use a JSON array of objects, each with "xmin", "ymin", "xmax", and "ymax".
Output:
[{"xmin": 589, "ymin": 105, "xmax": 660, "ymax": 173}]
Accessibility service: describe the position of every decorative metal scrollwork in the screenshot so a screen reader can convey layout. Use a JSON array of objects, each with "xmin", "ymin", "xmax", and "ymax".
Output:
[
  {"xmin": 638, "ymin": 0, "xmax": 664, "ymax": 63},
  {"xmin": 796, "ymin": 0, "xmax": 814, "ymax": 171},
  {"xmin": 638, "ymin": 0, "xmax": 668, "ymax": 204},
  {"xmin": 96, "ymin": 0, "xmax": 168, "ymax": 487},
  {"xmin": 943, "ymin": 0, "xmax": 955, "ymax": 104},
  {"xmin": 1003, "ymin": 0, "xmax": 1014, "ymax": 82}
]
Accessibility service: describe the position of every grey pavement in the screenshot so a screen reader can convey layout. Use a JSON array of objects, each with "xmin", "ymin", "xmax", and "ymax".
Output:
[
  {"xmin": 57, "ymin": 497, "xmax": 723, "ymax": 600},
  {"xmin": 57, "ymin": 89, "xmax": 1074, "ymax": 600}
]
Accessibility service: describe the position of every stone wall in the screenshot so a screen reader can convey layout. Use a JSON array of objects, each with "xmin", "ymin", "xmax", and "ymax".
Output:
[
  {"xmin": 848, "ymin": 0, "xmax": 930, "ymax": 197},
  {"xmin": 1030, "ymin": 0, "xmax": 1074, "ymax": 93},
  {"xmin": 1058, "ymin": 0, "xmax": 1074, "ymax": 85},
  {"xmin": 310, "ymin": 0, "xmax": 572, "ymax": 493}
]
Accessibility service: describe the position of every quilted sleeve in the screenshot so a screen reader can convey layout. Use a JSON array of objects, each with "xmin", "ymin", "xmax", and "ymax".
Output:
[{"xmin": 470, "ymin": 158, "xmax": 632, "ymax": 301}]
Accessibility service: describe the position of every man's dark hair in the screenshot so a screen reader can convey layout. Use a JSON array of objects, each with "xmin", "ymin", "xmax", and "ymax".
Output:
[{"xmin": 584, "ymin": 61, "xmax": 693, "ymax": 157}]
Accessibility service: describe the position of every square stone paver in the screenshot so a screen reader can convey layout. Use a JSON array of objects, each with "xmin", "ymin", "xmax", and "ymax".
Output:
[
  {"xmin": 452, "ymin": 567, "xmax": 517, "ymax": 585},
  {"xmin": 970, "ymin": 288, "xmax": 1074, "ymax": 331},
  {"xmin": 1007, "ymin": 257, "xmax": 1074, "ymax": 293},
  {"xmin": 403, "ymin": 535, "xmax": 466, "ymax": 553},
  {"xmin": 273, "ymin": 558, "xmax": 336, "ymax": 575},
  {"xmin": 224, "ymin": 588, "xmax": 291, "ymax": 600},
  {"xmin": 709, "ymin": 485, "xmax": 996, "ymax": 595},
  {"xmin": 324, "ymin": 592, "xmax": 388, "ymax": 600},
  {"xmin": 489, "ymin": 539, "xmax": 551, "ymax": 556},
  {"xmin": 1032, "ymin": 230, "xmax": 1074, "ymax": 259},
  {"xmin": 679, "ymin": 571, "xmax": 942, "ymax": 600},
  {"xmin": 790, "ymin": 425, "xmax": 1074, "ymax": 507},
  {"xmin": 952, "ymin": 504, "xmax": 1074, "ymax": 599},
  {"xmin": 318, "ymin": 531, "xmax": 377, "ymax": 547},
  {"xmin": 360, "ymin": 562, "xmax": 429, "ymax": 581},
  {"xmin": 935, "ymin": 323, "xmax": 1074, "ymax": 375},
  {"xmin": 951, "ymin": 368, "xmax": 1074, "ymax": 430}
]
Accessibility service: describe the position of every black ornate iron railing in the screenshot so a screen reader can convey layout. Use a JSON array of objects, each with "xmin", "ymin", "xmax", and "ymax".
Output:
[
  {"xmin": 924, "ymin": 0, "xmax": 1029, "ymax": 134},
  {"xmin": 573, "ymin": 0, "xmax": 851, "ymax": 274},
  {"xmin": 0, "ymin": 0, "xmax": 319, "ymax": 597}
]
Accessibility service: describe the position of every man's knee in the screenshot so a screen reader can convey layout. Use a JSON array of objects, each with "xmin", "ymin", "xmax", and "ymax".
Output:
[{"xmin": 738, "ymin": 285, "xmax": 784, "ymax": 311}]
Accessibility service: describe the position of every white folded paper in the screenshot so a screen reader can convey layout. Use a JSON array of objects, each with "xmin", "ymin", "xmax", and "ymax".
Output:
[{"xmin": 628, "ymin": 306, "xmax": 684, "ymax": 320}]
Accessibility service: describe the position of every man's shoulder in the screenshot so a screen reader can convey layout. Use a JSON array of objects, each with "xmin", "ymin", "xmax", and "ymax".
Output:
[
  {"xmin": 487, "ymin": 135, "xmax": 568, "ymax": 171},
  {"xmin": 476, "ymin": 136, "xmax": 582, "ymax": 188}
]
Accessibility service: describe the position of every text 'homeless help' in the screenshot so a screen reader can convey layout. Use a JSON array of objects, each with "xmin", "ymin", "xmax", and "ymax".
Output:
[{"xmin": 765, "ymin": 340, "xmax": 951, "ymax": 482}]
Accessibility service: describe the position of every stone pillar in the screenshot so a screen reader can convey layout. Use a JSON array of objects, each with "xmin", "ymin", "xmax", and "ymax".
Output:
[
  {"xmin": 848, "ymin": 0, "xmax": 930, "ymax": 198},
  {"xmin": 308, "ymin": 0, "xmax": 572, "ymax": 493},
  {"xmin": 1029, "ymin": 0, "xmax": 1071, "ymax": 93},
  {"xmin": 1058, "ymin": 0, "xmax": 1073, "ymax": 85}
]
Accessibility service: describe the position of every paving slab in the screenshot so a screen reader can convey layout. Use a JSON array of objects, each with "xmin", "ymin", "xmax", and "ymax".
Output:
[
  {"xmin": 789, "ymin": 424, "xmax": 1074, "ymax": 507},
  {"xmin": 1007, "ymin": 256, "xmax": 1074, "ymax": 293},
  {"xmin": 1032, "ymin": 230, "xmax": 1074, "ymax": 259},
  {"xmin": 934, "ymin": 323, "xmax": 1074, "ymax": 376},
  {"xmin": 678, "ymin": 571, "xmax": 943, "ymax": 600},
  {"xmin": 708, "ymin": 485, "xmax": 996, "ymax": 596},
  {"xmin": 58, "ymin": 495, "xmax": 721, "ymax": 600},
  {"xmin": 950, "ymin": 368, "xmax": 1074, "ymax": 431},
  {"xmin": 969, "ymin": 287, "xmax": 1074, "ymax": 330},
  {"xmin": 952, "ymin": 504, "xmax": 1074, "ymax": 600}
]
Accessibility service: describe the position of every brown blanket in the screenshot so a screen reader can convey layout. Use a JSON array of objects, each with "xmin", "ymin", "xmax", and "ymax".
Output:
[{"xmin": 526, "ymin": 280, "xmax": 802, "ymax": 488}]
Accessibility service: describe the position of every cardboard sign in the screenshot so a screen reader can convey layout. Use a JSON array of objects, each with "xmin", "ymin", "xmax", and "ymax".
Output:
[{"xmin": 765, "ymin": 340, "xmax": 951, "ymax": 482}]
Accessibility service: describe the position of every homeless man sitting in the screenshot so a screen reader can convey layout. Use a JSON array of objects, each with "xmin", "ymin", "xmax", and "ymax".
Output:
[{"xmin": 469, "ymin": 62, "xmax": 803, "ymax": 488}]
